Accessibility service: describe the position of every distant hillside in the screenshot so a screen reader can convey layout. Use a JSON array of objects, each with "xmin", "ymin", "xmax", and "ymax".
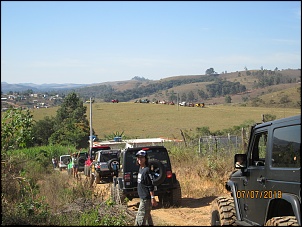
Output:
[
  {"xmin": 1, "ymin": 69, "xmax": 301, "ymax": 108},
  {"xmin": 73, "ymin": 69, "xmax": 301, "ymax": 107},
  {"xmin": 1, "ymin": 82, "xmax": 89, "ymax": 93}
]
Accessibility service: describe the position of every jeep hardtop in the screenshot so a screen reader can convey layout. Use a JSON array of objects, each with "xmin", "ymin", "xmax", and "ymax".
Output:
[{"xmin": 211, "ymin": 115, "xmax": 301, "ymax": 226}]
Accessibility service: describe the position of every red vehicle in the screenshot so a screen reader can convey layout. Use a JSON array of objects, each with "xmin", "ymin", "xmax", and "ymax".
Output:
[{"xmin": 111, "ymin": 99, "xmax": 119, "ymax": 103}]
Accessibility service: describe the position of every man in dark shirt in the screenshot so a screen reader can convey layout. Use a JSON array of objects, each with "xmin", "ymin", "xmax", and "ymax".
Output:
[{"xmin": 135, "ymin": 149, "xmax": 158, "ymax": 226}]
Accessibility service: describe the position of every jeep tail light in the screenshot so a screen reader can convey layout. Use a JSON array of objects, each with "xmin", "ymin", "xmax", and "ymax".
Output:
[
  {"xmin": 166, "ymin": 170, "xmax": 172, "ymax": 178},
  {"xmin": 124, "ymin": 173, "xmax": 131, "ymax": 182}
]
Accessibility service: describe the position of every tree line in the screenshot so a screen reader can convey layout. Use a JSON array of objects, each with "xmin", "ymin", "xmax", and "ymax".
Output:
[
  {"xmin": 71, "ymin": 69, "xmax": 298, "ymax": 103},
  {"xmin": 1, "ymin": 92, "xmax": 91, "ymax": 153}
]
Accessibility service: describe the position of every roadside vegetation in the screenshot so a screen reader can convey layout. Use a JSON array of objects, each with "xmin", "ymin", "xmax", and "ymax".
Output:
[{"xmin": 2, "ymin": 142, "xmax": 239, "ymax": 225}]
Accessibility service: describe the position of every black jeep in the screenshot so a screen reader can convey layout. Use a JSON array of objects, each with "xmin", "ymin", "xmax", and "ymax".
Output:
[
  {"xmin": 210, "ymin": 115, "xmax": 301, "ymax": 226},
  {"xmin": 111, "ymin": 145, "xmax": 182, "ymax": 207}
]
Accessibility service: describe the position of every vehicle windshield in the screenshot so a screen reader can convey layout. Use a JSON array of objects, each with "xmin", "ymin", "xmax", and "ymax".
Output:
[{"xmin": 98, "ymin": 150, "xmax": 120, "ymax": 162}]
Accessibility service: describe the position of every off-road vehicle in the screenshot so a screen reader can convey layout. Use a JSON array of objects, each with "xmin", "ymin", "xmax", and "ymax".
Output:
[
  {"xmin": 90, "ymin": 148, "xmax": 120, "ymax": 184},
  {"xmin": 58, "ymin": 155, "xmax": 71, "ymax": 171},
  {"xmin": 111, "ymin": 146, "xmax": 182, "ymax": 207},
  {"xmin": 89, "ymin": 145, "xmax": 111, "ymax": 160},
  {"xmin": 84, "ymin": 146, "xmax": 111, "ymax": 177},
  {"xmin": 211, "ymin": 115, "xmax": 301, "ymax": 226}
]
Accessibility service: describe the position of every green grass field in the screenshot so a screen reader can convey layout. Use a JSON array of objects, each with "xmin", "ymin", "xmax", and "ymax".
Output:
[{"xmin": 31, "ymin": 103, "xmax": 301, "ymax": 140}]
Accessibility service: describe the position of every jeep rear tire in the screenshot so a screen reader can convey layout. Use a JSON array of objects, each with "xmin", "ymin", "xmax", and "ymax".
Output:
[
  {"xmin": 171, "ymin": 180, "xmax": 182, "ymax": 207},
  {"xmin": 148, "ymin": 160, "xmax": 166, "ymax": 186},
  {"xmin": 78, "ymin": 157, "xmax": 86, "ymax": 166},
  {"xmin": 158, "ymin": 181, "xmax": 182, "ymax": 208},
  {"xmin": 210, "ymin": 197, "xmax": 236, "ymax": 226},
  {"xmin": 265, "ymin": 216, "xmax": 298, "ymax": 226}
]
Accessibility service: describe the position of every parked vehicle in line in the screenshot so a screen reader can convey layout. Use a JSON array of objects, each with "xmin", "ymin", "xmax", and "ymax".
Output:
[
  {"xmin": 111, "ymin": 146, "xmax": 182, "ymax": 207},
  {"xmin": 195, "ymin": 103, "xmax": 205, "ymax": 107},
  {"xmin": 58, "ymin": 155, "xmax": 71, "ymax": 171},
  {"xmin": 210, "ymin": 115, "xmax": 301, "ymax": 226},
  {"xmin": 89, "ymin": 145, "xmax": 111, "ymax": 160},
  {"xmin": 90, "ymin": 149, "xmax": 120, "ymax": 184}
]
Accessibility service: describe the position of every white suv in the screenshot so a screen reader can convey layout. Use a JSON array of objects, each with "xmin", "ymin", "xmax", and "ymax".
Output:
[{"xmin": 58, "ymin": 155, "xmax": 71, "ymax": 171}]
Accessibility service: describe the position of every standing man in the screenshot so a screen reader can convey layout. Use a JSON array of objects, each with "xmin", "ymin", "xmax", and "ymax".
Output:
[{"xmin": 135, "ymin": 149, "xmax": 158, "ymax": 226}]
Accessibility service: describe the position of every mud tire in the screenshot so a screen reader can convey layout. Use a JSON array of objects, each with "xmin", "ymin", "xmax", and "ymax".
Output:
[
  {"xmin": 210, "ymin": 196, "xmax": 236, "ymax": 226},
  {"xmin": 171, "ymin": 180, "xmax": 182, "ymax": 207},
  {"xmin": 265, "ymin": 216, "xmax": 298, "ymax": 226}
]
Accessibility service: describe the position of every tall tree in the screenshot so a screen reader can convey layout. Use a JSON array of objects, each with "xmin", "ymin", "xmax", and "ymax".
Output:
[
  {"xmin": 32, "ymin": 116, "xmax": 56, "ymax": 146},
  {"xmin": 205, "ymin": 68, "xmax": 216, "ymax": 75},
  {"xmin": 49, "ymin": 92, "xmax": 90, "ymax": 148}
]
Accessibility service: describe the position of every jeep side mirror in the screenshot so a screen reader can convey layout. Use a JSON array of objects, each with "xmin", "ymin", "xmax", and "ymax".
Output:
[{"xmin": 234, "ymin": 154, "xmax": 247, "ymax": 169}]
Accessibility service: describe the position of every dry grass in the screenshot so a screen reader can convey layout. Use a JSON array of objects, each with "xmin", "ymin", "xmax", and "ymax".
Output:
[
  {"xmin": 170, "ymin": 149, "xmax": 234, "ymax": 198},
  {"xmin": 31, "ymin": 103, "xmax": 300, "ymax": 140}
]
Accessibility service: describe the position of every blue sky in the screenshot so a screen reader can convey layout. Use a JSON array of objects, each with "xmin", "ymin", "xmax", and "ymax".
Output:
[{"xmin": 1, "ymin": 1, "xmax": 301, "ymax": 85}]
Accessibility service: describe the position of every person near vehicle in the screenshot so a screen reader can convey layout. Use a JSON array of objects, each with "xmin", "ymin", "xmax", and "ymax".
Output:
[
  {"xmin": 52, "ymin": 157, "xmax": 56, "ymax": 169},
  {"xmin": 135, "ymin": 149, "xmax": 158, "ymax": 226},
  {"xmin": 84, "ymin": 155, "xmax": 93, "ymax": 177},
  {"xmin": 72, "ymin": 151, "xmax": 80, "ymax": 178}
]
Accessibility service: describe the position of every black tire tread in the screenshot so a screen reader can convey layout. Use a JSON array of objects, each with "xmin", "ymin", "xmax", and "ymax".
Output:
[
  {"xmin": 171, "ymin": 180, "xmax": 182, "ymax": 207},
  {"xmin": 210, "ymin": 196, "xmax": 236, "ymax": 226},
  {"xmin": 265, "ymin": 216, "xmax": 298, "ymax": 226}
]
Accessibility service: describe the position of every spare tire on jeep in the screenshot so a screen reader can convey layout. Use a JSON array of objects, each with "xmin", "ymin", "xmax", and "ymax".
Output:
[
  {"xmin": 108, "ymin": 158, "xmax": 119, "ymax": 171},
  {"xmin": 149, "ymin": 160, "xmax": 166, "ymax": 186},
  {"xmin": 78, "ymin": 157, "xmax": 86, "ymax": 166}
]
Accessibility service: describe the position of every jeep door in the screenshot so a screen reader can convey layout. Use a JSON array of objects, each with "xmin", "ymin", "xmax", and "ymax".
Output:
[{"xmin": 241, "ymin": 127, "xmax": 268, "ymax": 225}]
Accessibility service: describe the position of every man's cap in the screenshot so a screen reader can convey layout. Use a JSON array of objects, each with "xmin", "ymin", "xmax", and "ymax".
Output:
[{"xmin": 136, "ymin": 149, "xmax": 147, "ymax": 157}]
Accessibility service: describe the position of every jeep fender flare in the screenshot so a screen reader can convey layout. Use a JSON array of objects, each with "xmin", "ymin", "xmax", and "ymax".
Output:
[{"xmin": 226, "ymin": 180, "xmax": 242, "ymax": 221}]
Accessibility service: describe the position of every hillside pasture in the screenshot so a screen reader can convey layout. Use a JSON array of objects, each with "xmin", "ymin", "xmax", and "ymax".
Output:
[{"xmin": 31, "ymin": 103, "xmax": 300, "ymax": 140}]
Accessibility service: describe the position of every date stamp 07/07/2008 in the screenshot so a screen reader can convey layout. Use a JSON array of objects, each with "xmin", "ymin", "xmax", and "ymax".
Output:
[{"xmin": 236, "ymin": 190, "xmax": 282, "ymax": 199}]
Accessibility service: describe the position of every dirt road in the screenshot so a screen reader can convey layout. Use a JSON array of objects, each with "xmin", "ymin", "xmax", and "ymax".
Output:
[{"xmin": 92, "ymin": 178, "xmax": 225, "ymax": 226}]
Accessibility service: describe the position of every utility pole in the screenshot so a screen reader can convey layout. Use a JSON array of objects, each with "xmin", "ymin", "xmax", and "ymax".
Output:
[{"xmin": 89, "ymin": 97, "xmax": 93, "ymax": 157}]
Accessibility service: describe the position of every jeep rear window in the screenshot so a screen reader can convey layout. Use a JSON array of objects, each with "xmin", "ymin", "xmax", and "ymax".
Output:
[
  {"xmin": 99, "ymin": 151, "xmax": 119, "ymax": 162},
  {"xmin": 272, "ymin": 124, "xmax": 300, "ymax": 168},
  {"xmin": 124, "ymin": 148, "xmax": 171, "ymax": 172}
]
